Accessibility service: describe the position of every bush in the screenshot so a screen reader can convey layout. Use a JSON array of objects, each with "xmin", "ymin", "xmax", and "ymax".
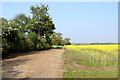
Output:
[{"xmin": 2, "ymin": 38, "xmax": 11, "ymax": 54}]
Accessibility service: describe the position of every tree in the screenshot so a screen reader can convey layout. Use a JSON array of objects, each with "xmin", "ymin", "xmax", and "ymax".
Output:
[
  {"xmin": 13, "ymin": 14, "xmax": 30, "ymax": 33},
  {"xmin": 64, "ymin": 38, "xmax": 71, "ymax": 45},
  {"xmin": 30, "ymin": 4, "xmax": 55, "ymax": 36},
  {"xmin": 2, "ymin": 4, "xmax": 71, "ymax": 58},
  {"xmin": 30, "ymin": 4, "xmax": 55, "ymax": 48},
  {"xmin": 52, "ymin": 32, "xmax": 63, "ymax": 45},
  {"xmin": 52, "ymin": 32, "xmax": 71, "ymax": 46},
  {"xmin": 2, "ymin": 18, "xmax": 20, "ymax": 53}
]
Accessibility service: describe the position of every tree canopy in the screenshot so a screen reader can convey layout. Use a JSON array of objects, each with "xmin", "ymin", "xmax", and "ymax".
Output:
[{"xmin": 2, "ymin": 4, "xmax": 71, "ymax": 58}]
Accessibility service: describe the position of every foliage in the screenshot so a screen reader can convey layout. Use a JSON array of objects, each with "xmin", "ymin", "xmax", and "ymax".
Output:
[
  {"xmin": 52, "ymin": 32, "xmax": 71, "ymax": 46},
  {"xmin": 64, "ymin": 38, "xmax": 71, "ymax": 45},
  {"xmin": 2, "ymin": 4, "xmax": 71, "ymax": 57},
  {"xmin": 2, "ymin": 4, "xmax": 67, "ymax": 57}
]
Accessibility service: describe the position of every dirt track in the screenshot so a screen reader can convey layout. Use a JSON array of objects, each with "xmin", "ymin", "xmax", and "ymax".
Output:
[{"xmin": 2, "ymin": 49, "xmax": 65, "ymax": 78}]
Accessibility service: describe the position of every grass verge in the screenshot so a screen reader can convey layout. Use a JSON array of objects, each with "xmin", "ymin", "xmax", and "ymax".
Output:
[{"xmin": 63, "ymin": 49, "xmax": 118, "ymax": 78}]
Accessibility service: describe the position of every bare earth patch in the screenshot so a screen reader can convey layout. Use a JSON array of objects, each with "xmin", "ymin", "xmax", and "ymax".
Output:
[{"xmin": 2, "ymin": 49, "xmax": 65, "ymax": 78}]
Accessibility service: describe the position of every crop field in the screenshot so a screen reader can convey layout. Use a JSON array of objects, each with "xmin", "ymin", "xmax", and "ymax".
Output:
[{"xmin": 63, "ymin": 45, "xmax": 118, "ymax": 78}]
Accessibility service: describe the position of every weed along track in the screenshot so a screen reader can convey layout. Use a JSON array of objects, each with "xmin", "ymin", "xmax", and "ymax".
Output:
[{"xmin": 2, "ymin": 49, "xmax": 65, "ymax": 78}]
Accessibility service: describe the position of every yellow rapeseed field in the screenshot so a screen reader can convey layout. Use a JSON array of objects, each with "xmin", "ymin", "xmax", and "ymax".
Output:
[
  {"xmin": 64, "ymin": 45, "xmax": 118, "ymax": 67},
  {"xmin": 63, "ymin": 45, "xmax": 118, "ymax": 78},
  {"xmin": 65, "ymin": 45, "xmax": 118, "ymax": 54}
]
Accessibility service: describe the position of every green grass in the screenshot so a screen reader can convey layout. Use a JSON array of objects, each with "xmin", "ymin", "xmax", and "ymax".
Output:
[
  {"xmin": 63, "ymin": 49, "xmax": 118, "ymax": 78},
  {"xmin": 64, "ymin": 70, "xmax": 118, "ymax": 78}
]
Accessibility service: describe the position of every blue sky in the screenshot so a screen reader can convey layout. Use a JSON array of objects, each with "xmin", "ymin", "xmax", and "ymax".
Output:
[{"xmin": 2, "ymin": 2, "xmax": 118, "ymax": 43}]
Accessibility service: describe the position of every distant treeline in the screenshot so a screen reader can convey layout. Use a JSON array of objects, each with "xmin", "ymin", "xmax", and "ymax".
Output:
[
  {"xmin": 90, "ymin": 43, "xmax": 118, "ymax": 45},
  {"xmin": 72, "ymin": 43, "xmax": 119, "ymax": 45},
  {"xmin": 2, "ymin": 4, "xmax": 71, "ymax": 57}
]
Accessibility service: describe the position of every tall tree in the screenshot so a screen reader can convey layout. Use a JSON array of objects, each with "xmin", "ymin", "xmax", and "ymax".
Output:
[{"xmin": 30, "ymin": 4, "xmax": 55, "ymax": 47}]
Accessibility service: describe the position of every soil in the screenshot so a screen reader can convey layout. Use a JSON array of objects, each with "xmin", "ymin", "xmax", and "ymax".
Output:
[{"xmin": 2, "ymin": 49, "xmax": 65, "ymax": 78}]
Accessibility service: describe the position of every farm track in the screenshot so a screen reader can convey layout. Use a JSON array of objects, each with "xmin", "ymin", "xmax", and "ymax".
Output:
[{"xmin": 2, "ymin": 49, "xmax": 65, "ymax": 78}]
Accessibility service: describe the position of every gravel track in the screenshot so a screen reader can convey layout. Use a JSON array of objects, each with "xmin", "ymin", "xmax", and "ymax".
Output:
[{"xmin": 2, "ymin": 49, "xmax": 65, "ymax": 78}]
